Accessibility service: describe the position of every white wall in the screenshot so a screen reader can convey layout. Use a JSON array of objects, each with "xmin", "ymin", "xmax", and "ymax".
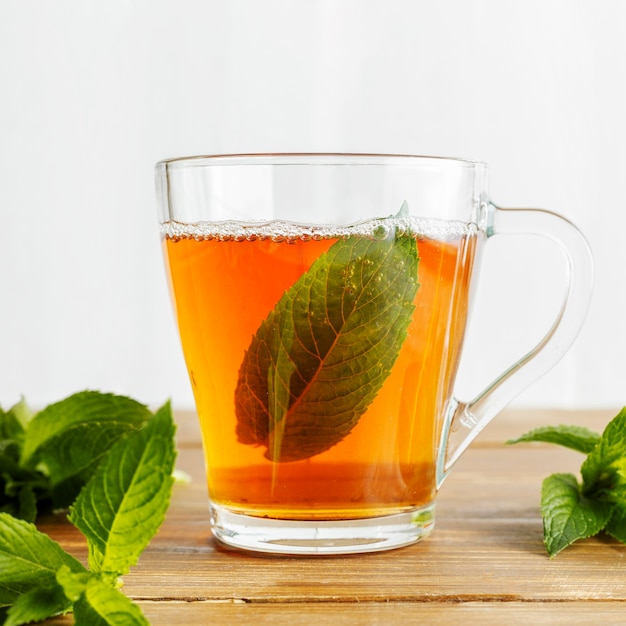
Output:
[{"xmin": 1, "ymin": 0, "xmax": 623, "ymax": 411}]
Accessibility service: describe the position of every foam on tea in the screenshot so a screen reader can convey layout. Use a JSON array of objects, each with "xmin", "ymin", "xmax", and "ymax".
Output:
[{"xmin": 161, "ymin": 214, "xmax": 477, "ymax": 243}]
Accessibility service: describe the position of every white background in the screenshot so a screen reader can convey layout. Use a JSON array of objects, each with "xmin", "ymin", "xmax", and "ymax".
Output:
[{"xmin": 1, "ymin": 1, "xmax": 624, "ymax": 411}]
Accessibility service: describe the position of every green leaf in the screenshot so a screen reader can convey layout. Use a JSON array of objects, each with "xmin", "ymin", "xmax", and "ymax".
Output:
[
  {"xmin": 0, "ymin": 478, "xmax": 48, "ymax": 523},
  {"xmin": 0, "ymin": 405, "xmax": 26, "ymax": 444},
  {"xmin": 3, "ymin": 585, "xmax": 70, "ymax": 626},
  {"xmin": 73, "ymin": 577, "xmax": 149, "ymax": 626},
  {"xmin": 581, "ymin": 407, "xmax": 626, "ymax": 499},
  {"xmin": 55, "ymin": 565, "xmax": 92, "ymax": 603},
  {"xmin": 21, "ymin": 391, "xmax": 151, "ymax": 468},
  {"xmin": 605, "ymin": 501, "xmax": 626, "ymax": 543},
  {"xmin": 15, "ymin": 485, "xmax": 38, "ymax": 524},
  {"xmin": 0, "ymin": 401, "xmax": 35, "ymax": 519},
  {"xmin": 0, "ymin": 449, "xmax": 49, "ymax": 522},
  {"xmin": 7, "ymin": 399, "xmax": 34, "ymax": 433},
  {"xmin": 19, "ymin": 392, "xmax": 153, "ymax": 510},
  {"xmin": 541, "ymin": 473, "xmax": 613, "ymax": 557},
  {"xmin": 0, "ymin": 512, "xmax": 87, "ymax": 608},
  {"xmin": 43, "ymin": 421, "xmax": 141, "ymax": 510},
  {"xmin": 68, "ymin": 402, "xmax": 177, "ymax": 576},
  {"xmin": 507, "ymin": 424, "xmax": 600, "ymax": 454},
  {"xmin": 235, "ymin": 220, "xmax": 419, "ymax": 462},
  {"xmin": 0, "ymin": 401, "xmax": 45, "ymax": 522}
]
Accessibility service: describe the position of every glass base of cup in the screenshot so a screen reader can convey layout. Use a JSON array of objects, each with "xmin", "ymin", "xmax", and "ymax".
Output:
[{"xmin": 209, "ymin": 503, "xmax": 436, "ymax": 555}]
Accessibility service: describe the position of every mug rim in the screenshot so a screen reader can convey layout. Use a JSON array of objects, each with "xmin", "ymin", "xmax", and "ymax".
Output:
[{"xmin": 156, "ymin": 152, "xmax": 487, "ymax": 170}]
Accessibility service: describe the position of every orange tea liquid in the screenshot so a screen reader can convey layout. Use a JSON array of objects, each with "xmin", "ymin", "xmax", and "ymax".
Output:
[{"xmin": 164, "ymin": 220, "xmax": 477, "ymax": 520}]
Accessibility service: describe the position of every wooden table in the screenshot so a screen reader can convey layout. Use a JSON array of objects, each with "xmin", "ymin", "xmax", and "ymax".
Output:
[{"xmin": 41, "ymin": 408, "xmax": 626, "ymax": 625}]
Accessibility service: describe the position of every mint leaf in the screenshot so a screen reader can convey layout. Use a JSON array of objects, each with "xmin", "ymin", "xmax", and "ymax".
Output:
[
  {"xmin": 605, "ymin": 502, "xmax": 626, "ymax": 543},
  {"xmin": 20, "ymin": 392, "xmax": 152, "ymax": 510},
  {"xmin": 507, "ymin": 424, "xmax": 600, "ymax": 454},
  {"xmin": 73, "ymin": 577, "xmax": 149, "ymax": 626},
  {"xmin": 0, "ymin": 513, "xmax": 87, "ymax": 608},
  {"xmin": 54, "ymin": 567, "xmax": 150, "ymax": 626},
  {"xmin": 0, "ymin": 446, "xmax": 48, "ymax": 522},
  {"xmin": 68, "ymin": 402, "xmax": 176, "ymax": 575},
  {"xmin": 235, "ymin": 221, "xmax": 419, "ymax": 462},
  {"xmin": 541, "ymin": 473, "xmax": 613, "ymax": 557},
  {"xmin": 4, "ymin": 586, "xmax": 69, "ymax": 626},
  {"xmin": 55, "ymin": 565, "xmax": 92, "ymax": 603},
  {"xmin": 43, "ymin": 421, "xmax": 142, "ymax": 510},
  {"xmin": 0, "ymin": 400, "xmax": 44, "ymax": 521},
  {"xmin": 0, "ymin": 399, "xmax": 30, "ymax": 442},
  {"xmin": 581, "ymin": 407, "xmax": 626, "ymax": 500},
  {"xmin": 2, "ymin": 393, "xmax": 155, "ymax": 522},
  {"xmin": 21, "ymin": 391, "xmax": 151, "ymax": 468}
]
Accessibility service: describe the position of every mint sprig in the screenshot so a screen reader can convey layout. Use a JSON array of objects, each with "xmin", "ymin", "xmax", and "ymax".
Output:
[
  {"xmin": 508, "ymin": 407, "xmax": 626, "ymax": 556},
  {"xmin": 1, "ymin": 392, "xmax": 152, "ymax": 520},
  {"xmin": 0, "ymin": 393, "xmax": 177, "ymax": 625}
]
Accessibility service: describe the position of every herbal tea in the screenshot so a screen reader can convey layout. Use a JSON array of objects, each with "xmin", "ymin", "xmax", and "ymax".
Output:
[{"xmin": 163, "ymin": 216, "xmax": 477, "ymax": 520}]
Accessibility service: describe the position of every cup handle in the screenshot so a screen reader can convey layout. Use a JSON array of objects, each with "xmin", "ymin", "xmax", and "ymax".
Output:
[{"xmin": 436, "ymin": 202, "xmax": 594, "ymax": 487}]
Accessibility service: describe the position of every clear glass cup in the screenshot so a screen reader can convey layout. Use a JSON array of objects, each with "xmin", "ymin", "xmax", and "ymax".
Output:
[{"xmin": 155, "ymin": 153, "xmax": 593, "ymax": 555}]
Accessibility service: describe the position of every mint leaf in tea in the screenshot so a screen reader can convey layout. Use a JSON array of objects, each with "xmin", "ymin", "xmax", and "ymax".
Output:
[{"xmin": 235, "ymin": 220, "xmax": 419, "ymax": 462}]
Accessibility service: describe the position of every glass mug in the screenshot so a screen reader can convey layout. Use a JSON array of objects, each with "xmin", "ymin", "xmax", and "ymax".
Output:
[{"xmin": 155, "ymin": 154, "xmax": 592, "ymax": 555}]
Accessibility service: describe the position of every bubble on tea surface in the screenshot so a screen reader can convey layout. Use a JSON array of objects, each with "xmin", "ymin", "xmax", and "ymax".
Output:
[
  {"xmin": 161, "ymin": 215, "xmax": 477, "ymax": 243},
  {"xmin": 372, "ymin": 224, "xmax": 390, "ymax": 240}
]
